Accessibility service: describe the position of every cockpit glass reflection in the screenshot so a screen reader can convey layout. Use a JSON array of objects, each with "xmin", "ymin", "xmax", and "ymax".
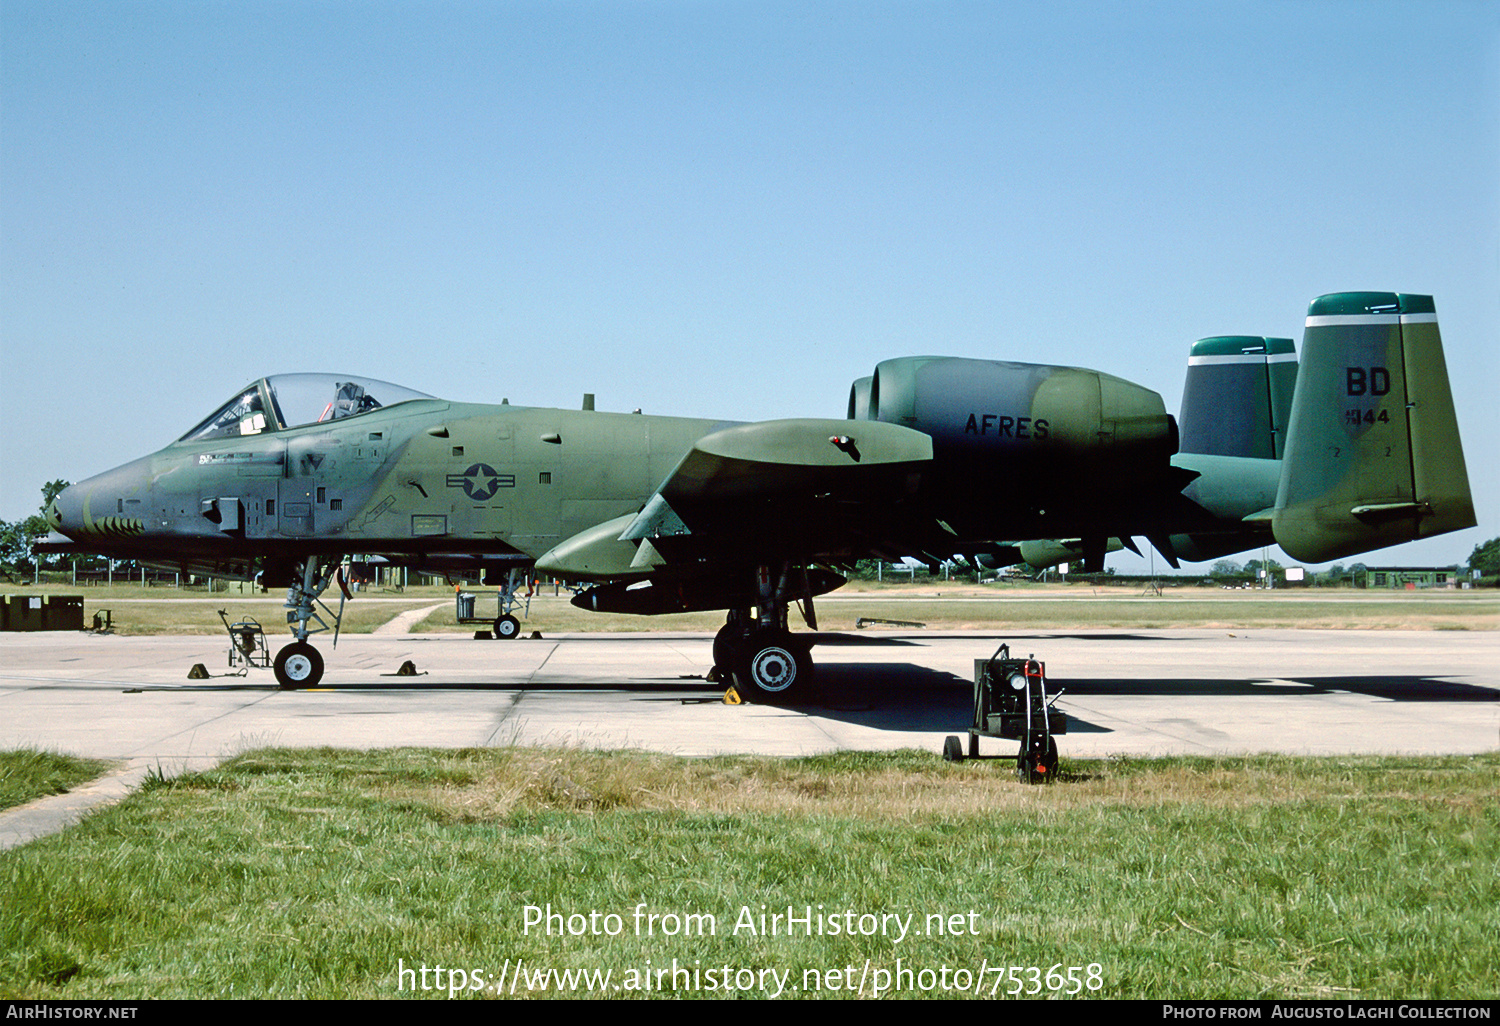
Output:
[
  {"xmin": 179, "ymin": 374, "xmax": 435, "ymax": 441},
  {"xmin": 179, "ymin": 386, "xmax": 270, "ymax": 441}
]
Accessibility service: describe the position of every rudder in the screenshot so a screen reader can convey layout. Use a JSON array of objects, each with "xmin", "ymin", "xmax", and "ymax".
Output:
[
  {"xmin": 1178, "ymin": 336, "xmax": 1297, "ymax": 459},
  {"xmin": 1272, "ymin": 292, "xmax": 1474, "ymax": 562}
]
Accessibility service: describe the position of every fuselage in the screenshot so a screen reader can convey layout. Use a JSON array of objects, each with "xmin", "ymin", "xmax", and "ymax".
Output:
[
  {"xmin": 49, "ymin": 398, "xmax": 726, "ymax": 570},
  {"xmin": 44, "ymin": 367, "xmax": 1285, "ymax": 581}
]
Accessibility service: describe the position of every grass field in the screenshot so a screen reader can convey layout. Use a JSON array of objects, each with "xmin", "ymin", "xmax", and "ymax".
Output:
[
  {"xmin": 0, "ymin": 750, "xmax": 113, "ymax": 813},
  {"xmin": 6, "ymin": 581, "xmax": 1498, "ymax": 635},
  {"xmin": 2, "ymin": 747, "xmax": 1496, "ymax": 999},
  {"xmin": 4, "ymin": 583, "xmax": 1494, "ymax": 998}
]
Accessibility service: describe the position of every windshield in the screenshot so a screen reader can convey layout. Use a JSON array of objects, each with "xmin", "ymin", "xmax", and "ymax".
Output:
[{"xmin": 180, "ymin": 374, "xmax": 437, "ymax": 441}]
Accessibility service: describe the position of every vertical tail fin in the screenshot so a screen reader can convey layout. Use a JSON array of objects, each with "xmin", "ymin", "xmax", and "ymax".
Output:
[
  {"xmin": 1272, "ymin": 292, "xmax": 1474, "ymax": 562},
  {"xmin": 1178, "ymin": 336, "xmax": 1297, "ymax": 459}
]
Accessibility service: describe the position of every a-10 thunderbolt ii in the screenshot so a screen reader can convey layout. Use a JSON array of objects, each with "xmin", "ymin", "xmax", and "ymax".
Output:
[{"xmin": 41, "ymin": 291, "xmax": 1474, "ymax": 696}]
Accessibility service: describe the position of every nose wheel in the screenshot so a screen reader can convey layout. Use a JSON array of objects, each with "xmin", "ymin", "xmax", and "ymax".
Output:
[
  {"xmin": 273, "ymin": 641, "xmax": 325, "ymax": 689},
  {"xmin": 274, "ymin": 556, "xmax": 345, "ymax": 689}
]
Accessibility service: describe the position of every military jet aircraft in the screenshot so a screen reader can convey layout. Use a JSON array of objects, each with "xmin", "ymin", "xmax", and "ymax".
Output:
[{"xmin": 40, "ymin": 291, "xmax": 1474, "ymax": 696}]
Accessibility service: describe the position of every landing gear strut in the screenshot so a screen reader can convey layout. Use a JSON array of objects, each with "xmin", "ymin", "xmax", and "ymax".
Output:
[
  {"xmin": 718, "ymin": 564, "xmax": 817, "ymax": 703},
  {"xmin": 272, "ymin": 556, "xmax": 346, "ymax": 689}
]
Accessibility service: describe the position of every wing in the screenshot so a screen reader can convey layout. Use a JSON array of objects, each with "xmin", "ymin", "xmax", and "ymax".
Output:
[{"xmin": 536, "ymin": 418, "xmax": 935, "ymax": 601}]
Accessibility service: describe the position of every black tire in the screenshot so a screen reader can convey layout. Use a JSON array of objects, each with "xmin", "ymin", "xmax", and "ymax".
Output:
[
  {"xmin": 273, "ymin": 642, "xmax": 324, "ymax": 690},
  {"xmin": 712, "ymin": 620, "xmax": 750, "ymax": 675},
  {"xmin": 1017, "ymin": 751, "xmax": 1037, "ymax": 784},
  {"xmin": 1040, "ymin": 736, "xmax": 1060, "ymax": 781},
  {"xmin": 731, "ymin": 628, "xmax": 813, "ymax": 703},
  {"xmin": 1016, "ymin": 734, "xmax": 1057, "ymax": 784},
  {"xmin": 493, "ymin": 615, "xmax": 520, "ymax": 639},
  {"xmin": 943, "ymin": 735, "xmax": 964, "ymax": 762}
]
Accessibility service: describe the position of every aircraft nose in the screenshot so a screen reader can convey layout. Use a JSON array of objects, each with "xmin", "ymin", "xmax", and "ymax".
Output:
[
  {"xmin": 49, "ymin": 483, "xmax": 84, "ymax": 538},
  {"xmin": 49, "ymin": 457, "xmax": 156, "ymax": 542}
]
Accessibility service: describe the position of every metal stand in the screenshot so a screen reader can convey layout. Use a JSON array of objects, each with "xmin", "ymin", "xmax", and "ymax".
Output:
[
  {"xmin": 943, "ymin": 643, "xmax": 1066, "ymax": 783},
  {"xmin": 217, "ymin": 609, "xmax": 270, "ymax": 674},
  {"xmin": 455, "ymin": 569, "xmax": 533, "ymax": 638}
]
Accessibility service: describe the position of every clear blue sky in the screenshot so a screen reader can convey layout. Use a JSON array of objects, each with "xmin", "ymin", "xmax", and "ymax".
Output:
[{"xmin": 3, "ymin": 0, "xmax": 1496, "ymax": 572}]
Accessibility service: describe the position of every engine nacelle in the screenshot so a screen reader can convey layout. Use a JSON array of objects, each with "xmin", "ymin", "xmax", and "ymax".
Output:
[
  {"xmin": 853, "ymin": 356, "xmax": 1176, "ymax": 466},
  {"xmin": 847, "ymin": 375, "xmax": 874, "ymax": 420}
]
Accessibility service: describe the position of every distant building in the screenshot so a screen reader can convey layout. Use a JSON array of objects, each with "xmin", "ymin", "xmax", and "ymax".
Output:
[{"xmin": 1357, "ymin": 567, "xmax": 1458, "ymax": 589}]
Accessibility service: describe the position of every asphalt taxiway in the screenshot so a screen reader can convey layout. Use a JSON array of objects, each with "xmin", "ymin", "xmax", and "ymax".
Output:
[
  {"xmin": 4, "ymin": 627, "xmax": 1495, "ymax": 847},
  {"xmin": 3, "ymin": 626, "xmax": 1495, "ymax": 761}
]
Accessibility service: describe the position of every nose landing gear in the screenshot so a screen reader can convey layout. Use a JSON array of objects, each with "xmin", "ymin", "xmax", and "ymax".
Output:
[
  {"xmin": 273, "ymin": 641, "xmax": 325, "ymax": 689},
  {"xmin": 272, "ymin": 556, "xmax": 347, "ymax": 689}
]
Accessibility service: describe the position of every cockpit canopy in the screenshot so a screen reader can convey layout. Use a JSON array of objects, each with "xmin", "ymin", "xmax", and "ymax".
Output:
[{"xmin": 180, "ymin": 374, "xmax": 436, "ymax": 442}]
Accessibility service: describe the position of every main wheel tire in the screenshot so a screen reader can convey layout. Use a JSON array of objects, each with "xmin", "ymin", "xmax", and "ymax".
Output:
[
  {"xmin": 273, "ymin": 642, "xmax": 324, "ymax": 690},
  {"xmin": 731, "ymin": 629, "xmax": 813, "ymax": 703},
  {"xmin": 493, "ymin": 615, "xmax": 520, "ymax": 639},
  {"xmin": 1017, "ymin": 734, "xmax": 1057, "ymax": 784},
  {"xmin": 712, "ymin": 621, "xmax": 750, "ymax": 674}
]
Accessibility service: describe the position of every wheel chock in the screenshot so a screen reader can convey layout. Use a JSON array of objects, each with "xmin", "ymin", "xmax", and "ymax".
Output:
[
  {"xmin": 187, "ymin": 663, "xmax": 210, "ymax": 679},
  {"xmin": 529, "ymin": 631, "xmax": 543, "ymax": 639},
  {"xmin": 396, "ymin": 660, "xmax": 419, "ymax": 676},
  {"xmin": 723, "ymin": 686, "xmax": 743, "ymax": 705},
  {"xmin": 473, "ymin": 630, "xmax": 492, "ymax": 640}
]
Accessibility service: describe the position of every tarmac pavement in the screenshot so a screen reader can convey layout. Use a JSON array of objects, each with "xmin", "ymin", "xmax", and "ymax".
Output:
[
  {"xmin": 2, "ymin": 626, "xmax": 1494, "ymax": 760},
  {"xmin": 4, "ymin": 626, "xmax": 1495, "ymax": 848}
]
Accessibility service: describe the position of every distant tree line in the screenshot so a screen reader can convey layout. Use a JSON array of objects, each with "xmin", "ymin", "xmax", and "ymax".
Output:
[{"xmin": 1468, "ymin": 537, "xmax": 1500, "ymax": 581}]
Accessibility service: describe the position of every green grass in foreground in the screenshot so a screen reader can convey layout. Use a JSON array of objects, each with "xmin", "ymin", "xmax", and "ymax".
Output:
[
  {"xmin": 0, "ymin": 750, "xmax": 112, "ymax": 813},
  {"xmin": 2, "ymin": 749, "xmax": 1496, "ymax": 999}
]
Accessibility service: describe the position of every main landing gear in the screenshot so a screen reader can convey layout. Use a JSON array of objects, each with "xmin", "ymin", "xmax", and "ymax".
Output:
[
  {"xmin": 712, "ymin": 565, "xmax": 818, "ymax": 703},
  {"xmin": 272, "ymin": 556, "xmax": 347, "ymax": 689}
]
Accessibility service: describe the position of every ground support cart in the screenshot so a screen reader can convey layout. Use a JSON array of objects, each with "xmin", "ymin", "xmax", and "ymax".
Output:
[
  {"xmin": 944, "ymin": 643, "xmax": 1066, "ymax": 783},
  {"xmin": 217, "ymin": 609, "xmax": 270, "ymax": 674},
  {"xmin": 456, "ymin": 569, "xmax": 532, "ymax": 639}
]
